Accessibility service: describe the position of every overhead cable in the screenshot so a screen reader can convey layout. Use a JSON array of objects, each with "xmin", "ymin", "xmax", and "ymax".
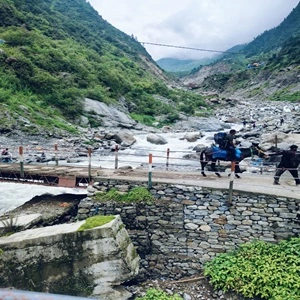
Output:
[{"xmin": 140, "ymin": 42, "xmax": 236, "ymax": 54}]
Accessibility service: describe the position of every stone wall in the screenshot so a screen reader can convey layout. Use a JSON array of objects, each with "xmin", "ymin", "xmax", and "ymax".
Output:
[{"xmin": 78, "ymin": 179, "xmax": 300, "ymax": 280}]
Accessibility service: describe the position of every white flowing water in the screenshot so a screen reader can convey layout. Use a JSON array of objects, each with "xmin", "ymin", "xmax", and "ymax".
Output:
[
  {"xmin": 96, "ymin": 131, "xmax": 216, "ymax": 169},
  {"xmin": 0, "ymin": 183, "xmax": 86, "ymax": 215},
  {"xmin": 1, "ymin": 128, "xmax": 244, "ymax": 215}
]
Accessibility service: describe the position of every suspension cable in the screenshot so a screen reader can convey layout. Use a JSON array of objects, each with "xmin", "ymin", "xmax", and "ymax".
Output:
[{"xmin": 140, "ymin": 42, "xmax": 237, "ymax": 54}]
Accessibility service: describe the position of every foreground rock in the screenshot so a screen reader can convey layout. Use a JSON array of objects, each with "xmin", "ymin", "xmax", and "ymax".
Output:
[{"xmin": 0, "ymin": 215, "xmax": 139, "ymax": 300}]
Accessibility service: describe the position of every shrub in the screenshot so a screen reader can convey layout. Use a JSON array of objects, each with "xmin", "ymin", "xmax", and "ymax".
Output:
[
  {"xmin": 204, "ymin": 238, "xmax": 300, "ymax": 299},
  {"xmin": 93, "ymin": 187, "xmax": 155, "ymax": 204},
  {"xmin": 0, "ymin": 214, "xmax": 19, "ymax": 236},
  {"xmin": 136, "ymin": 288, "xmax": 182, "ymax": 300}
]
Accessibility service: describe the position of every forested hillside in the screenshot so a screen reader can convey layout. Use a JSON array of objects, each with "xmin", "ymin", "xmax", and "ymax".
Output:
[
  {"xmin": 181, "ymin": 2, "xmax": 300, "ymax": 102},
  {"xmin": 165, "ymin": 2, "xmax": 300, "ymax": 81},
  {"xmin": 0, "ymin": 0, "xmax": 209, "ymax": 135},
  {"xmin": 242, "ymin": 3, "xmax": 300, "ymax": 57}
]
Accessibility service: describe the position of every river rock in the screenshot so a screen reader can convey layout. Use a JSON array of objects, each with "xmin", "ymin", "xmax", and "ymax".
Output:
[
  {"xmin": 83, "ymin": 98, "xmax": 137, "ymax": 128},
  {"xmin": 146, "ymin": 133, "xmax": 168, "ymax": 145}
]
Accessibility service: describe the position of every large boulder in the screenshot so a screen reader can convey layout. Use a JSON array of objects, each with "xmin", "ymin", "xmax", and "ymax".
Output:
[
  {"xmin": 107, "ymin": 130, "xmax": 137, "ymax": 147},
  {"xmin": 174, "ymin": 117, "xmax": 228, "ymax": 132},
  {"xmin": 183, "ymin": 132, "xmax": 202, "ymax": 142},
  {"xmin": 146, "ymin": 133, "xmax": 168, "ymax": 145},
  {"xmin": 83, "ymin": 98, "xmax": 137, "ymax": 128}
]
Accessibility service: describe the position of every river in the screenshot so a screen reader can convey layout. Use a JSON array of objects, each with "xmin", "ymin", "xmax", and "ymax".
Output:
[
  {"xmin": 0, "ymin": 125, "xmax": 244, "ymax": 215},
  {"xmin": 0, "ymin": 182, "xmax": 86, "ymax": 215}
]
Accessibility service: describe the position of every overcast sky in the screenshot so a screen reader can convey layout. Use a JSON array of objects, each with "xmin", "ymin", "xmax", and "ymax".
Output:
[{"xmin": 88, "ymin": 0, "xmax": 299, "ymax": 61}]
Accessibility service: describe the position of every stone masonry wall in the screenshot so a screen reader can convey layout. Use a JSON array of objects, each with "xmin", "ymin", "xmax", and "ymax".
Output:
[{"xmin": 77, "ymin": 179, "xmax": 300, "ymax": 280}]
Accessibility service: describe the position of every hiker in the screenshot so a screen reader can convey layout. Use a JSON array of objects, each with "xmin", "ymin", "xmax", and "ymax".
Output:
[
  {"xmin": 280, "ymin": 117, "xmax": 284, "ymax": 126},
  {"xmin": 242, "ymin": 120, "xmax": 247, "ymax": 128},
  {"xmin": 219, "ymin": 129, "xmax": 237, "ymax": 161},
  {"xmin": 270, "ymin": 144, "xmax": 300, "ymax": 186},
  {"xmin": 252, "ymin": 121, "xmax": 256, "ymax": 129},
  {"xmin": 1, "ymin": 148, "xmax": 12, "ymax": 162}
]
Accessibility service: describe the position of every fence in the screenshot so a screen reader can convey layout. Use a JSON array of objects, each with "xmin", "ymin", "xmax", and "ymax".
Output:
[{"xmin": 0, "ymin": 143, "xmax": 298, "ymax": 189}]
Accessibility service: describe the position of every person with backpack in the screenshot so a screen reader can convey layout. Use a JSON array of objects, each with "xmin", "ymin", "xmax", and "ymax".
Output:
[{"xmin": 215, "ymin": 129, "xmax": 237, "ymax": 161}]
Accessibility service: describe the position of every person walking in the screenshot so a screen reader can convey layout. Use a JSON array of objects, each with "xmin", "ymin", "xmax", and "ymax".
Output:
[
  {"xmin": 271, "ymin": 144, "xmax": 300, "ymax": 185},
  {"xmin": 280, "ymin": 117, "xmax": 284, "ymax": 126}
]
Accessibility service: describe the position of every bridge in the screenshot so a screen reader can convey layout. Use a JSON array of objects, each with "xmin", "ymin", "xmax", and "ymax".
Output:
[
  {"xmin": 0, "ymin": 161, "xmax": 299, "ymax": 200},
  {"xmin": 0, "ymin": 141, "xmax": 299, "ymax": 201},
  {"xmin": 0, "ymin": 163, "xmax": 96, "ymax": 187}
]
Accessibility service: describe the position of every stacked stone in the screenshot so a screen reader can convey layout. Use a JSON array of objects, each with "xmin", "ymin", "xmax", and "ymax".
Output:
[{"xmin": 78, "ymin": 179, "xmax": 300, "ymax": 280}]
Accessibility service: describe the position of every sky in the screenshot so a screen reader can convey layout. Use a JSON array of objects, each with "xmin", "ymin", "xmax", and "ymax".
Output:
[{"xmin": 88, "ymin": 0, "xmax": 299, "ymax": 61}]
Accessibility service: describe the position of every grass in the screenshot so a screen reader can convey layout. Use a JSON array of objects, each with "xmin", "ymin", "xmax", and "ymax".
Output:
[{"xmin": 77, "ymin": 215, "xmax": 115, "ymax": 231}]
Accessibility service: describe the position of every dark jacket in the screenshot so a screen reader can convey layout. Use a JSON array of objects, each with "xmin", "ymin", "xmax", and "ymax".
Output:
[{"xmin": 270, "ymin": 150, "xmax": 300, "ymax": 168}]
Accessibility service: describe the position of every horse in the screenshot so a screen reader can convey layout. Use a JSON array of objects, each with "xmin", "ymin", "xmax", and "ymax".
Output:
[{"xmin": 200, "ymin": 143, "xmax": 268, "ymax": 178}]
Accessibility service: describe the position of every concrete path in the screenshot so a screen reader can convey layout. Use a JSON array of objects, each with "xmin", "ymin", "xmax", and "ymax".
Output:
[{"xmin": 97, "ymin": 168, "xmax": 300, "ymax": 200}]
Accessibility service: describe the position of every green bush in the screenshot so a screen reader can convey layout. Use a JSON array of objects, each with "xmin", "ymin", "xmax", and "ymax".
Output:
[
  {"xmin": 93, "ymin": 187, "xmax": 155, "ymax": 204},
  {"xmin": 204, "ymin": 238, "xmax": 300, "ymax": 299},
  {"xmin": 130, "ymin": 113, "xmax": 156, "ymax": 126},
  {"xmin": 136, "ymin": 288, "xmax": 182, "ymax": 300}
]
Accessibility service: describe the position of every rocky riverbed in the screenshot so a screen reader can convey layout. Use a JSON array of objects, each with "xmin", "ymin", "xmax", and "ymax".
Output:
[
  {"xmin": 1, "ymin": 97, "xmax": 300, "ymax": 300},
  {"xmin": 1, "ymin": 98, "xmax": 300, "ymax": 170}
]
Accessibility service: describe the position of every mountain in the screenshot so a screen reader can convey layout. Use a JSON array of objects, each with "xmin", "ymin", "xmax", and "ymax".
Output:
[
  {"xmin": 156, "ymin": 44, "xmax": 246, "ymax": 75},
  {"xmin": 241, "ymin": 3, "xmax": 300, "ymax": 57},
  {"xmin": 1, "ymin": 0, "xmax": 299, "ymax": 138},
  {"xmin": 160, "ymin": 3, "xmax": 300, "ymax": 76},
  {"xmin": 0, "ymin": 0, "xmax": 210, "ymax": 136},
  {"xmin": 181, "ymin": 2, "xmax": 300, "ymax": 102},
  {"xmin": 156, "ymin": 57, "xmax": 217, "ymax": 74}
]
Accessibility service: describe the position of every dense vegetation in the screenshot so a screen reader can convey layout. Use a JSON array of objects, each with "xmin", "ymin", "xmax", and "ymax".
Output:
[
  {"xmin": 242, "ymin": 3, "xmax": 300, "ymax": 57},
  {"xmin": 204, "ymin": 238, "xmax": 300, "ymax": 299},
  {"xmin": 0, "ymin": 0, "xmax": 209, "ymax": 134},
  {"xmin": 0, "ymin": 0, "xmax": 299, "ymax": 134}
]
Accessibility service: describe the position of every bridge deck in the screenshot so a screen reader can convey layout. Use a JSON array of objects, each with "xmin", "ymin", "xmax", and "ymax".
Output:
[
  {"xmin": 1, "ymin": 163, "xmax": 300, "ymax": 200},
  {"xmin": 0, "ymin": 163, "xmax": 99, "ymax": 187}
]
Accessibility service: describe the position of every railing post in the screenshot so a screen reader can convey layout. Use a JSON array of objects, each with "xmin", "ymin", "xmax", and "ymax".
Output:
[
  {"xmin": 88, "ymin": 147, "xmax": 92, "ymax": 183},
  {"xmin": 166, "ymin": 148, "xmax": 170, "ymax": 170},
  {"xmin": 259, "ymin": 158, "xmax": 263, "ymax": 175},
  {"xmin": 54, "ymin": 143, "xmax": 58, "ymax": 166},
  {"xmin": 148, "ymin": 153, "xmax": 152, "ymax": 189},
  {"xmin": 114, "ymin": 144, "xmax": 119, "ymax": 169},
  {"xmin": 19, "ymin": 146, "xmax": 24, "ymax": 178},
  {"xmin": 228, "ymin": 161, "xmax": 235, "ymax": 205}
]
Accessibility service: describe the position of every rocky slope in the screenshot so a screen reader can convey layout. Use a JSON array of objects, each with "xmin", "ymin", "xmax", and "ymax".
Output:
[{"xmin": 181, "ymin": 62, "xmax": 300, "ymax": 104}]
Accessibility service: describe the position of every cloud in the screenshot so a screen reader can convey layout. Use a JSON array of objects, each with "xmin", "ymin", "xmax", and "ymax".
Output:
[{"xmin": 88, "ymin": 0, "xmax": 299, "ymax": 60}]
